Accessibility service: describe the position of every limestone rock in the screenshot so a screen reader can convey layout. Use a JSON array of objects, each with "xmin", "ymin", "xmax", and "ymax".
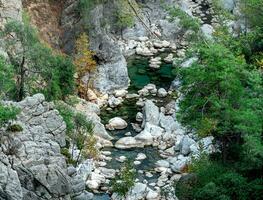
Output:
[
  {"xmin": 107, "ymin": 117, "xmax": 128, "ymax": 130},
  {"xmin": 142, "ymin": 100, "xmax": 160, "ymax": 127},
  {"xmin": 0, "ymin": 94, "xmax": 89, "ymax": 199},
  {"xmin": 115, "ymin": 137, "xmax": 144, "ymax": 149}
]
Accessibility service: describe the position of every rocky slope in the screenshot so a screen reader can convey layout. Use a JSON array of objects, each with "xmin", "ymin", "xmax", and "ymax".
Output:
[{"xmin": 0, "ymin": 94, "xmax": 93, "ymax": 200}]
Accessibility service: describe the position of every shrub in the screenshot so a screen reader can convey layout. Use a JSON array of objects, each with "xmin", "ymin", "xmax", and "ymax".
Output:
[
  {"xmin": 0, "ymin": 105, "xmax": 20, "ymax": 127},
  {"xmin": 6, "ymin": 124, "xmax": 23, "ymax": 132},
  {"xmin": 110, "ymin": 160, "xmax": 136, "ymax": 197},
  {"xmin": 55, "ymin": 102, "xmax": 75, "ymax": 135}
]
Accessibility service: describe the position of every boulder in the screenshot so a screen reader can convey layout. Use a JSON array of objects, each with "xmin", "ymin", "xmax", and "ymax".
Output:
[
  {"xmin": 219, "ymin": 0, "xmax": 235, "ymax": 12},
  {"xmin": 126, "ymin": 183, "xmax": 148, "ymax": 200},
  {"xmin": 115, "ymin": 137, "xmax": 144, "ymax": 149},
  {"xmin": 169, "ymin": 155, "xmax": 189, "ymax": 173},
  {"xmin": 146, "ymin": 189, "xmax": 159, "ymax": 200},
  {"xmin": 134, "ymin": 131, "xmax": 154, "ymax": 146},
  {"xmin": 157, "ymin": 88, "xmax": 168, "ymax": 98},
  {"xmin": 201, "ymin": 24, "xmax": 214, "ymax": 39},
  {"xmin": 156, "ymin": 160, "xmax": 170, "ymax": 168},
  {"xmin": 136, "ymin": 112, "xmax": 143, "ymax": 122},
  {"xmin": 108, "ymin": 95, "xmax": 123, "ymax": 108},
  {"xmin": 107, "ymin": 117, "xmax": 128, "ymax": 130},
  {"xmin": 114, "ymin": 89, "xmax": 128, "ymax": 98},
  {"xmin": 142, "ymin": 100, "xmax": 160, "ymax": 127},
  {"xmin": 180, "ymin": 135, "xmax": 197, "ymax": 155}
]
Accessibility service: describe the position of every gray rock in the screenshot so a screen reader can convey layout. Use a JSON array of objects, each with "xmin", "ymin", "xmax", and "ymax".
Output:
[
  {"xmin": 142, "ymin": 100, "xmax": 160, "ymax": 127},
  {"xmin": 115, "ymin": 137, "xmax": 144, "ymax": 149},
  {"xmin": 126, "ymin": 183, "xmax": 148, "ymax": 200},
  {"xmin": 157, "ymin": 88, "xmax": 168, "ymax": 98},
  {"xmin": 180, "ymin": 135, "xmax": 196, "ymax": 155},
  {"xmin": 169, "ymin": 155, "xmax": 189, "ymax": 173},
  {"xmin": 136, "ymin": 112, "xmax": 143, "ymax": 122},
  {"xmin": 73, "ymin": 191, "xmax": 94, "ymax": 200},
  {"xmin": 0, "ymin": 156, "xmax": 23, "ymax": 200},
  {"xmin": 107, "ymin": 117, "xmax": 128, "ymax": 130},
  {"xmin": 0, "ymin": 94, "xmax": 87, "ymax": 199},
  {"xmin": 220, "ymin": 0, "xmax": 235, "ymax": 12},
  {"xmin": 156, "ymin": 160, "xmax": 170, "ymax": 168},
  {"xmin": 181, "ymin": 57, "xmax": 198, "ymax": 68},
  {"xmin": 201, "ymin": 24, "xmax": 214, "ymax": 39},
  {"xmin": 108, "ymin": 95, "xmax": 122, "ymax": 108}
]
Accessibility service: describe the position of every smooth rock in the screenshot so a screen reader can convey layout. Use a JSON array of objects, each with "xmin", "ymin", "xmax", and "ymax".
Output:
[{"xmin": 107, "ymin": 117, "xmax": 128, "ymax": 130}]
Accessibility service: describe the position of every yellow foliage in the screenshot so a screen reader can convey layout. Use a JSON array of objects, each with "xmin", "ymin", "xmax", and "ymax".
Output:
[
  {"xmin": 74, "ymin": 33, "xmax": 97, "ymax": 99},
  {"xmin": 83, "ymin": 134, "xmax": 99, "ymax": 160},
  {"xmin": 74, "ymin": 33, "xmax": 96, "ymax": 76}
]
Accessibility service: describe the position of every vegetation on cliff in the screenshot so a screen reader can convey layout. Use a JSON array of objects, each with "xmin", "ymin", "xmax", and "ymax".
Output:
[{"xmin": 176, "ymin": 1, "xmax": 263, "ymax": 199}]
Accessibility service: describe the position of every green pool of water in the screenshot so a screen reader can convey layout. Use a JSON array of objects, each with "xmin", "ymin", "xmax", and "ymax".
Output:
[{"xmin": 127, "ymin": 55, "xmax": 176, "ymax": 93}]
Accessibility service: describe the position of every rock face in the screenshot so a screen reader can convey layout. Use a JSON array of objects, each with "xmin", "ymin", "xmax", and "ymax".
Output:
[
  {"xmin": 61, "ymin": 1, "xmax": 129, "ymax": 93},
  {"xmin": 0, "ymin": 0, "xmax": 22, "ymax": 29},
  {"xmin": 0, "ymin": 0, "xmax": 23, "ymax": 58},
  {"xmin": 0, "ymin": 94, "xmax": 88, "ymax": 199},
  {"xmin": 74, "ymin": 98, "xmax": 113, "ymax": 143}
]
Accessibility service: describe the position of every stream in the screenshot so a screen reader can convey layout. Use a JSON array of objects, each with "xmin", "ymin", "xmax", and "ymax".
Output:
[{"xmin": 94, "ymin": 54, "xmax": 176, "ymax": 199}]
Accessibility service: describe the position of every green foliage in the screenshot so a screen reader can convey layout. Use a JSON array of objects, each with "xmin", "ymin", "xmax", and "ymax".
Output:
[
  {"xmin": 166, "ymin": 6, "xmax": 200, "ymax": 32},
  {"xmin": 211, "ymin": 0, "xmax": 235, "ymax": 24},
  {"xmin": 61, "ymin": 147, "xmax": 77, "ymax": 165},
  {"xmin": 0, "ymin": 56, "xmax": 15, "ymax": 99},
  {"xmin": 43, "ymin": 55, "xmax": 75, "ymax": 101},
  {"xmin": 1, "ymin": 17, "xmax": 75, "ymax": 101},
  {"xmin": 0, "ymin": 104, "xmax": 20, "ymax": 127},
  {"xmin": 64, "ymin": 96, "xmax": 80, "ymax": 107},
  {"xmin": 240, "ymin": 0, "xmax": 263, "ymax": 29},
  {"xmin": 177, "ymin": 154, "xmax": 262, "ymax": 200},
  {"xmin": 178, "ymin": 43, "xmax": 249, "ymax": 137},
  {"xmin": 115, "ymin": 0, "xmax": 135, "ymax": 29},
  {"xmin": 55, "ymin": 102, "xmax": 96, "ymax": 164},
  {"xmin": 55, "ymin": 102, "xmax": 75, "ymax": 135},
  {"xmin": 110, "ymin": 160, "xmax": 136, "ymax": 197},
  {"xmin": 175, "ymin": 4, "xmax": 263, "ymax": 198},
  {"xmin": 6, "ymin": 124, "xmax": 23, "ymax": 132}
]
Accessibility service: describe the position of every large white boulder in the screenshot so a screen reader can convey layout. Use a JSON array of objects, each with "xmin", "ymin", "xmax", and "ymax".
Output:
[
  {"xmin": 107, "ymin": 117, "xmax": 128, "ymax": 130},
  {"xmin": 115, "ymin": 137, "xmax": 144, "ymax": 149}
]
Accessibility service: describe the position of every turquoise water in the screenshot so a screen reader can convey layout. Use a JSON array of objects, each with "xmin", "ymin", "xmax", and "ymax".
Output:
[{"xmin": 127, "ymin": 55, "xmax": 176, "ymax": 92}]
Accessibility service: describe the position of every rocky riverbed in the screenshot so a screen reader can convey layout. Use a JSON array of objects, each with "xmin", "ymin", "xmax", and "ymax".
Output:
[{"xmin": 82, "ymin": 52, "xmax": 217, "ymax": 200}]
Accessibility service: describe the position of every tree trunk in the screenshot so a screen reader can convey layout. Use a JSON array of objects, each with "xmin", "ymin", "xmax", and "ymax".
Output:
[{"xmin": 18, "ymin": 56, "xmax": 25, "ymax": 101}]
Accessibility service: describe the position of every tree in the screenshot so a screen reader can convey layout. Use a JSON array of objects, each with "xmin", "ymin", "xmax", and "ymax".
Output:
[
  {"xmin": 178, "ymin": 42, "xmax": 262, "ymax": 161},
  {"xmin": 1, "ymin": 16, "xmax": 75, "ymax": 101},
  {"xmin": 43, "ymin": 55, "xmax": 75, "ymax": 101},
  {"xmin": 74, "ymin": 33, "xmax": 96, "ymax": 98},
  {"xmin": 2, "ymin": 16, "xmax": 44, "ymax": 100},
  {"xmin": 0, "ymin": 56, "xmax": 15, "ymax": 99}
]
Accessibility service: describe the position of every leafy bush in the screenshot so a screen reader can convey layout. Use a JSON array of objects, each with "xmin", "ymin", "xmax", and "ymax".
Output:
[
  {"xmin": 0, "ymin": 105, "xmax": 20, "ymax": 127},
  {"xmin": 0, "ymin": 56, "xmax": 15, "ymax": 99},
  {"xmin": 166, "ymin": 6, "xmax": 200, "ymax": 32},
  {"xmin": 110, "ymin": 160, "xmax": 136, "ymax": 197},
  {"xmin": 55, "ymin": 102, "xmax": 75, "ymax": 135}
]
